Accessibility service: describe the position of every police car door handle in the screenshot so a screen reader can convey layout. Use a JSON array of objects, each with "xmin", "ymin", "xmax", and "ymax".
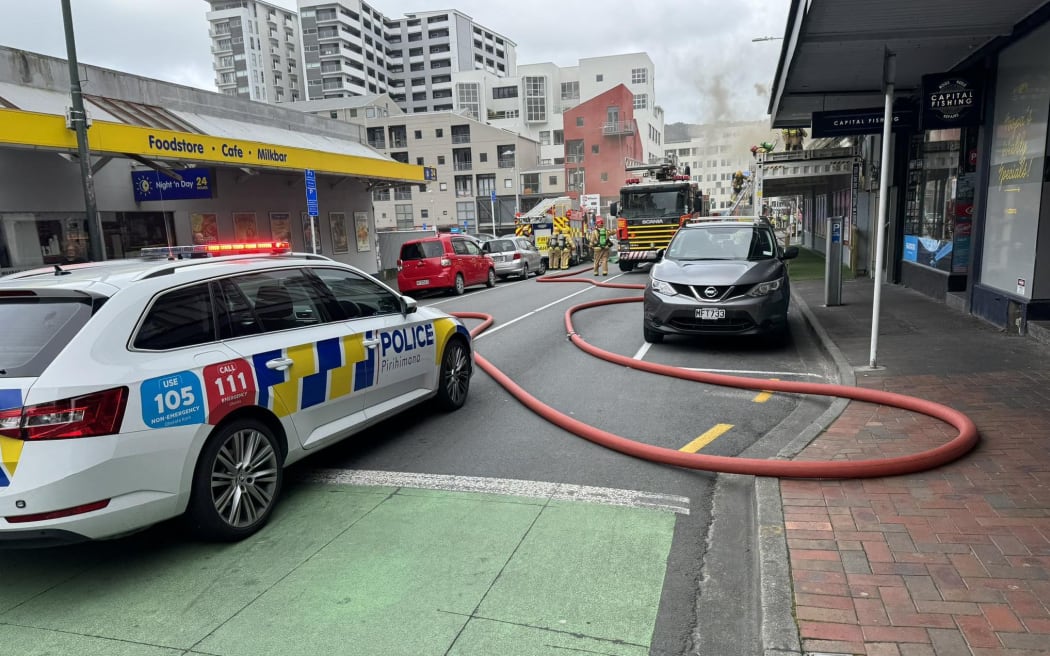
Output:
[
  {"xmin": 265, "ymin": 357, "xmax": 294, "ymax": 371},
  {"xmin": 362, "ymin": 337, "xmax": 380, "ymax": 349}
]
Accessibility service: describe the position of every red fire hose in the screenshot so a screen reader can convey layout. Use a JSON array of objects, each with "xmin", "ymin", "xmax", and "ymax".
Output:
[{"xmin": 451, "ymin": 267, "xmax": 979, "ymax": 479}]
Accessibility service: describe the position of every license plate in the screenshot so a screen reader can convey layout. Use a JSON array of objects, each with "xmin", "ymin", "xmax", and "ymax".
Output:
[
  {"xmin": 416, "ymin": 279, "xmax": 429, "ymax": 286},
  {"xmin": 696, "ymin": 308, "xmax": 725, "ymax": 320}
]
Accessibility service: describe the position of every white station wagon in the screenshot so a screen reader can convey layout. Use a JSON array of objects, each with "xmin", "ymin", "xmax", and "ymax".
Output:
[{"xmin": 0, "ymin": 242, "xmax": 473, "ymax": 547}]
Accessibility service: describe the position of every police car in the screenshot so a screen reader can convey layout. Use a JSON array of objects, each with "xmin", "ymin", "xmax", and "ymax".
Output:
[{"xmin": 0, "ymin": 242, "xmax": 473, "ymax": 546}]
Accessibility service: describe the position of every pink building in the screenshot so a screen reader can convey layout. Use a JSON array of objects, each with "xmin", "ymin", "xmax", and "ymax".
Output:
[{"xmin": 563, "ymin": 84, "xmax": 643, "ymax": 203}]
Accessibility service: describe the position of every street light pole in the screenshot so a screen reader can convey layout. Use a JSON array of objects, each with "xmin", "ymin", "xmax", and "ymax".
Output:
[
  {"xmin": 61, "ymin": 0, "xmax": 105, "ymax": 262},
  {"xmin": 869, "ymin": 50, "xmax": 896, "ymax": 369}
]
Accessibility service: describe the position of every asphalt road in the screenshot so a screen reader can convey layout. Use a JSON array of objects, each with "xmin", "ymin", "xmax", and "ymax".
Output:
[{"xmin": 295, "ymin": 266, "xmax": 835, "ymax": 655}]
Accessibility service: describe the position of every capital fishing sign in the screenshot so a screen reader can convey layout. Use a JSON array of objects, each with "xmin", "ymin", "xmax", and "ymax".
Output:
[{"xmin": 922, "ymin": 72, "xmax": 983, "ymax": 130}]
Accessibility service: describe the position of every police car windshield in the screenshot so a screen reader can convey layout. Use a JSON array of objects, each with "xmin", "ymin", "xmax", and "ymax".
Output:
[
  {"xmin": 667, "ymin": 226, "xmax": 777, "ymax": 262},
  {"xmin": 619, "ymin": 189, "xmax": 686, "ymax": 219}
]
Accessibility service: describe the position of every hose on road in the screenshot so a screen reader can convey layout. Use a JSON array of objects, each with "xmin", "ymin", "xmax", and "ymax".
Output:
[{"xmin": 452, "ymin": 267, "xmax": 978, "ymax": 479}]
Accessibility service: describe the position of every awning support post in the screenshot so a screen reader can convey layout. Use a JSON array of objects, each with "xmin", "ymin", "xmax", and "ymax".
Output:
[{"xmin": 869, "ymin": 50, "xmax": 896, "ymax": 369}]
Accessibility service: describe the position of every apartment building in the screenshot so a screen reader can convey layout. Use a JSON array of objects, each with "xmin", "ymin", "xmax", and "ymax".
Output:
[
  {"xmin": 361, "ymin": 113, "xmax": 542, "ymax": 232},
  {"xmin": 663, "ymin": 121, "xmax": 780, "ymax": 211},
  {"xmin": 298, "ymin": 2, "xmax": 516, "ymax": 113},
  {"xmin": 451, "ymin": 53, "xmax": 664, "ymax": 206},
  {"xmin": 205, "ymin": 0, "xmax": 304, "ymax": 103}
]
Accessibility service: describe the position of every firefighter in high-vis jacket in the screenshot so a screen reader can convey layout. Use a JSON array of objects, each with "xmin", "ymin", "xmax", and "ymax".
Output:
[
  {"xmin": 556, "ymin": 227, "xmax": 574, "ymax": 269},
  {"xmin": 547, "ymin": 228, "xmax": 562, "ymax": 272},
  {"xmin": 589, "ymin": 218, "xmax": 612, "ymax": 276}
]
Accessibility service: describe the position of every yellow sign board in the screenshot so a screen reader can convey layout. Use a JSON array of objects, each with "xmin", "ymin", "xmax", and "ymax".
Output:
[{"xmin": 0, "ymin": 108, "xmax": 425, "ymax": 183}]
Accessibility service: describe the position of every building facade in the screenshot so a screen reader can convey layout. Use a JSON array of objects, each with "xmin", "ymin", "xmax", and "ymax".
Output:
[
  {"xmin": 298, "ymin": 2, "xmax": 515, "ymax": 113},
  {"xmin": 451, "ymin": 53, "xmax": 664, "ymax": 168},
  {"xmin": 0, "ymin": 47, "xmax": 423, "ymax": 275},
  {"xmin": 562, "ymin": 85, "xmax": 644, "ymax": 203},
  {"xmin": 357, "ymin": 112, "xmax": 544, "ymax": 233},
  {"xmin": 205, "ymin": 0, "xmax": 304, "ymax": 103}
]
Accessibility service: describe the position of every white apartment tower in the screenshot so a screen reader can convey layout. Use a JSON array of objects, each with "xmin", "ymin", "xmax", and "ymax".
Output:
[
  {"xmin": 205, "ymin": 0, "xmax": 304, "ymax": 103},
  {"xmin": 298, "ymin": 2, "xmax": 516, "ymax": 113}
]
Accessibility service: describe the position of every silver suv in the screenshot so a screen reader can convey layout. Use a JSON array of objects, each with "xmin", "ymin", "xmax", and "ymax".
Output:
[{"xmin": 642, "ymin": 217, "xmax": 799, "ymax": 343}]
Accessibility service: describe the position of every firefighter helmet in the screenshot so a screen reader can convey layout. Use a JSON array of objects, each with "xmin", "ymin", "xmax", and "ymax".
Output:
[{"xmin": 595, "ymin": 218, "xmax": 604, "ymax": 227}]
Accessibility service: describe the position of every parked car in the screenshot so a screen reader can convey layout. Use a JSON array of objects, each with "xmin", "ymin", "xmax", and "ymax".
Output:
[
  {"xmin": 397, "ymin": 233, "xmax": 496, "ymax": 295},
  {"xmin": 482, "ymin": 237, "xmax": 547, "ymax": 279},
  {"xmin": 642, "ymin": 216, "xmax": 799, "ymax": 343},
  {"xmin": 0, "ymin": 242, "xmax": 474, "ymax": 546}
]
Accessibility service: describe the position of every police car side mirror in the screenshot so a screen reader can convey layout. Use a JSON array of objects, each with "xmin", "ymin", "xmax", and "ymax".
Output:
[{"xmin": 401, "ymin": 296, "xmax": 418, "ymax": 315}]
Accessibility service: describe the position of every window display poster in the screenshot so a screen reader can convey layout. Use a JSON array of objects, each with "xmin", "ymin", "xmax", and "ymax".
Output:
[
  {"xmin": 981, "ymin": 21, "xmax": 1050, "ymax": 296},
  {"xmin": 233, "ymin": 212, "xmax": 258, "ymax": 242},
  {"xmin": 330, "ymin": 212, "xmax": 349, "ymax": 254},
  {"xmin": 190, "ymin": 213, "xmax": 219, "ymax": 244},
  {"xmin": 301, "ymin": 212, "xmax": 321, "ymax": 254},
  {"xmin": 269, "ymin": 212, "xmax": 291, "ymax": 244},
  {"xmin": 354, "ymin": 211, "xmax": 370, "ymax": 252}
]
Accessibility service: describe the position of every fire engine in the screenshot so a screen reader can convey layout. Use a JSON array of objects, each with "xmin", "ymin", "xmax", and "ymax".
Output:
[
  {"xmin": 515, "ymin": 197, "xmax": 590, "ymax": 268},
  {"xmin": 610, "ymin": 156, "xmax": 708, "ymax": 272}
]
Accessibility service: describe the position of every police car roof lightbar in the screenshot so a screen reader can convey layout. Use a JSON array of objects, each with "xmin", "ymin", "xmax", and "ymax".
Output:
[{"xmin": 140, "ymin": 241, "xmax": 292, "ymax": 259}]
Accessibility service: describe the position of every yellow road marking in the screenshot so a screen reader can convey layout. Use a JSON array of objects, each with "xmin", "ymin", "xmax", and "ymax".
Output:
[
  {"xmin": 752, "ymin": 379, "xmax": 780, "ymax": 403},
  {"xmin": 680, "ymin": 424, "xmax": 733, "ymax": 453}
]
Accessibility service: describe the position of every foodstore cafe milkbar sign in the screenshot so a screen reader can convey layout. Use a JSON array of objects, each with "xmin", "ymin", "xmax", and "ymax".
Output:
[{"xmin": 0, "ymin": 107, "xmax": 427, "ymax": 183}]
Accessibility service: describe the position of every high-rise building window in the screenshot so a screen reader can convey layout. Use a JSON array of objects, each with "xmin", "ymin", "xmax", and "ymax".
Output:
[
  {"xmin": 634, "ymin": 94, "xmax": 648, "ymax": 110},
  {"xmin": 395, "ymin": 204, "xmax": 413, "ymax": 229},
  {"xmin": 560, "ymin": 81, "xmax": 579, "ymax": 101},
  {"xmin": 631, "ymin": 67, "xmax": 648, "ymax": 84},
  {"xmin": 523, "ymin": 76, "xmax": 547, "ymax": 123},
  {"xmin": 456, "ymin": 83, "xmax": 481, "ymax": 120}
]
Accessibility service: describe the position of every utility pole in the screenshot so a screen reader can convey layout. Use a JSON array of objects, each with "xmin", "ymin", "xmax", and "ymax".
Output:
[{"xmin": 61, "ymin": 0, "xmax": 105, "ymax": 262}]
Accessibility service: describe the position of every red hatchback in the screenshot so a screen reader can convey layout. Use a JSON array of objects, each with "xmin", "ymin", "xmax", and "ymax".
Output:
[{"xmin": 397, "ymin": 233, "xmax": 497, "ymax": 295}]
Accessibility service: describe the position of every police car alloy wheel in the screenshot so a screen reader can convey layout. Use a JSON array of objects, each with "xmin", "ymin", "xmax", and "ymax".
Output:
[
  {"xmin": 435, "ymin": 339, "xmax": 471, "ymax": 411},
  {"xmin": 188, "ymin": 418, "xmax": 283, "ymax": 541}
]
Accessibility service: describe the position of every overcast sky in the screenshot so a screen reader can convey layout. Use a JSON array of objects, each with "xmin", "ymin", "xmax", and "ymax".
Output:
[{"xmin": 0, "ymin": 0, "xmax": 790, "ymax": 125}]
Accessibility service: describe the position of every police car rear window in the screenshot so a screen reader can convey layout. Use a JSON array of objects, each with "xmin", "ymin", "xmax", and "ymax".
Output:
[
  {"xmin": 0, "ymin": 297, "xmax": 94, "ymax": 377},
  {"xmin": 400, "ymin": 241, "xmax": 444, "ymax": 260}
]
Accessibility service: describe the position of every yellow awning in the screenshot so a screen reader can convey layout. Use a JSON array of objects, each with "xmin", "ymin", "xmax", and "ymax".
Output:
[{"xmin": 0, "ymin": 107, "xmax": 427, "ymax": 183}]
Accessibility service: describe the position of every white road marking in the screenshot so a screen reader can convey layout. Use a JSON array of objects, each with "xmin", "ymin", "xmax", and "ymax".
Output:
[
  {"xmin": 683, "ymin": 367, "xmax": 825, "ymax": 378},
  {"xmin": 474, "ymin": 279, "xmax": 622, "ymax": 340},
  {"xmin": 302, "ymin": 469, "xmax": 691, "ymax": 515},
  {"xmin": 632, "ymin": 342, "xmax": 653, "ymax": 360}
]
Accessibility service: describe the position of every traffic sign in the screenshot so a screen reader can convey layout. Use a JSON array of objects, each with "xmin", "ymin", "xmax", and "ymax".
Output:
[
  {"xmin": 490, "ymin": 190, "xmax": 496, "ymax": 202},
  {"xmin": 304, "ymin": 169, "xmax": 318, "ymax": 216}
]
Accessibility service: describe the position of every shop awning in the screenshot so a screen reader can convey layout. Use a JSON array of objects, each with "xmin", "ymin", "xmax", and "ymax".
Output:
[
  {"xmin": 0, "ymin": 95, "xmax": 427, "ymax": 184},
  {"xmin": 768, "ymin": 0, "xmax": 1049, "ymax": 127}
]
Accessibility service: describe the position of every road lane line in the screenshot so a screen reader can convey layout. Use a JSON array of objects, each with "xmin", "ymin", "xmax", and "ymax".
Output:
[
  {"xmin": 752, "ymin": 379, "xmax": 779, "ymax": 403},
  {"xmin": 632, "ymin": 342, "xmax": 653, "ymax": 360},
  {"xmin": 301, "ymin": 469, "xmax": 691, "ymax": 514},
  {"xmin": 683, "ymin": 367, "xmax": 824, "ymax": 378},
  {"xmin": 679, "ymin": 424, "xmax": 734, "ymax": 453},
  {"xmin": 474, "ymin": 285, "xmax": 604, "ymax": 340}
]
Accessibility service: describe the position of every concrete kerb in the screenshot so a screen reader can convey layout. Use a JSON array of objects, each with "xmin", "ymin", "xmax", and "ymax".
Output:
[{"xmin": 755, "ymin": 288, "xmax": 859, "ymax": 656}]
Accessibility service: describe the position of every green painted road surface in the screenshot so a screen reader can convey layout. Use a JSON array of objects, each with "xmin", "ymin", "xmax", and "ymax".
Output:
[{"xmin": 0, "ymin": 480, "xmax": 678, "ymax": 656}]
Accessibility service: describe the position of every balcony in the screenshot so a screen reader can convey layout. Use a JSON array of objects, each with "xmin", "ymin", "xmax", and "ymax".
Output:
[
  {"xmin": 602, "ymin": 121, "xmax": 635, "ymax": 136},
  {"xmin": 453, "ymin": 160, "xmax": 472, "ymax": 171},
  {"xmin": 211, "ymin": 43, "xmax": 232, "ymax": 54},
  {"xmin": 209, "ymin": 28, "xmax": 232, "ymax": 38},
  {"xmin": 213, "ymin": 60, "xmax": 234, "ymax": 71}
]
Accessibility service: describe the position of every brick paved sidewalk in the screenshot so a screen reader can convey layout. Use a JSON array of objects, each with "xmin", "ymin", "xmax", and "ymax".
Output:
[{"xmin": 787, "ymin": 280, "xmax": 1050, "ymax": 656}]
